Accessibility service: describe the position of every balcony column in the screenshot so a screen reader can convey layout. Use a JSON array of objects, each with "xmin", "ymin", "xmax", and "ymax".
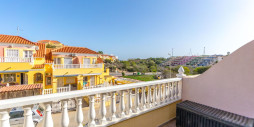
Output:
[
  {"xmin": 75, "ymin": 98, "xmax": 83, "ymax": 127},
  {"xmin": 77, "ymin": 75, "xmax": 83, "ymax": 90},
  {"xmin": 89, "ymin": 95, "xmax": 96, "ymax": 127},
  {"xmin": 153, "ymin": 85, "xmax": 157, "ymax": 106},
  {"xmin": 0, "ymin": 110, "xmax": 10, "ymax": 127},
  {"xmin": 119, "ymin": 90, "xmax": 125, "ymax": 117},
  {"xmin": 127, "ymin": 89, "xmax": 133, "ymax": 115},
  {"xmin": 52, "ymin": 78, "xmax": 58, "ymax": 93},
  {"xmin": 111, "ymin": 92, "xmax": 117, "ymax": 121},
  {"xmin": 134, "ymin": 88, "xmax": 140, "ymax": 113},
  {"xmin": 23, "ymin": 105, "xmax": 34, "ymax": 127},
  {"xmin": 141, "ymin": 86, "xmax": 146, "ymax": 110},
  {"xmin": 61, "ymin": 100, "xmax": 69, "ymax": 127},
  {"xmin": 43, "ymin": 103, "xmax": 53, "ymax": 127},
  {"xmin": 162, "ymin": 84, "xmax": 166, "ymax": 103},
  {"xmin": 100, "ymin": 93, "xmax": 107, "ymax": 124},
  {"xmin": 147, "ymin": 85, "xmax": 152, "ymax": 108}
]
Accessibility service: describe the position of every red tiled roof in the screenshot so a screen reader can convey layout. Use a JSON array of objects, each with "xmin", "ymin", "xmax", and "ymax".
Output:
[
  {"xmin": 0, "ymin": 84, "xmax": 42, "ymax": 92},
  {"xmin": 33, "ymin": 43, "xmax": 46, "ymax": 57},
  {"xmin": 53, "ymin": 46, "xmax": 98, "ymax": 54},
  {"xmin": 0, "ymin": 34, "xmax": 35, "ymax": 45},
  {"xmin": 32, "ymin": 64, "xmax": 45, "ymax": 69},
  {"xmin": 97, "ymin": 57, "xmax": 104, "ymax": 64},
  {"xmin": 37, "ymin": 40, "xmax": 62, "ymax": 44},
  {"xmin": 45, "ymin": 48, "xmax": 53, "ymax": 63}
]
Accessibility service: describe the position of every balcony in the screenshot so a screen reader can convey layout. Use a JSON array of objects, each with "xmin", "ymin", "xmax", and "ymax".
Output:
[
  {"xmin": 54, "ymin": 64, "xmax": 103, "ymax": 69},
  {"xmin": 0, "ymin": 77, "xmax": 182, "ymax": 127},
  {"xmin": 0, "ymin": 57, "xmax": 34, "ymax": 63}
]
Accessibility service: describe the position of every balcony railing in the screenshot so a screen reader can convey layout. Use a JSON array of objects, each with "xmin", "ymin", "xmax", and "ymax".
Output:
[
  {"xmin": 0, "ymin": 77, "xmax": 182, "ymax": 127},
  {"xmin": 0, "ymin": 57, "xmax": 34, "ymax": 63},
  {"xmin": 54, "ymin": 64, "xmax": 103, "ymax": 69}
]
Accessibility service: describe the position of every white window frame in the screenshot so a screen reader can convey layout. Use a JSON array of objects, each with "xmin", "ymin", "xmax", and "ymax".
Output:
[
  {"xmin": 64, "ymin": 58, "xmax": 72, "ymax": 65},
  {"xmin": 23, "ymin": 50, "xmax": 33, "ymax": 58},
  {"xmin": 54, "ymin": 58, "xmax": 61, "ymax": 64}
]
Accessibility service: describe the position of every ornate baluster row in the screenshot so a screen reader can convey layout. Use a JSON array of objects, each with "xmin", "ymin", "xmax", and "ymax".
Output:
[{"xmin": 0, "ymin": 80, "xmax": 182, "ymax": 127}]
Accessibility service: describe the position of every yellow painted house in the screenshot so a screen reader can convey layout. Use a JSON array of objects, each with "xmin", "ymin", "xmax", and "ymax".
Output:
[{"xmin": 0, "ymin": 34, "xmax": 112, "ymax": 93}]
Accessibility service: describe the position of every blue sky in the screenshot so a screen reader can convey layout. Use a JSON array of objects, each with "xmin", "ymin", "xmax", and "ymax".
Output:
[{"xmin": 1, "ymin": 0, "xmax": 254, "ymax": 60}]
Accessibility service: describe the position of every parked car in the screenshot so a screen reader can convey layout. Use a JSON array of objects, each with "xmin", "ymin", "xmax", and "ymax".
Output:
[{"xmin": 9, "ymin": 105, "xmax": 44, "ymax": 126}]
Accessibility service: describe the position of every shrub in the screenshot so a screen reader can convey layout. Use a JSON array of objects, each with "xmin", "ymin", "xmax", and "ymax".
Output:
[
  {"xmin": 122, "ymin": 72, "xmax": 125, "ymax": 76},
  {"xmin": 193, "ymin": 66, "xmax": 211, "ymax": 74}
]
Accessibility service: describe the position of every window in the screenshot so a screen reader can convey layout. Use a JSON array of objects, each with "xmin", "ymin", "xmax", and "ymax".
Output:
[
  {"xmin": 92, "ymin": 58, "xmax": 96, "ymax": 64},
  {"xmin": 83, "ymin": 58, "xmax": 90, "ymax": 64},
  {"xmin": 6, "ymin": 49, "xmax": 19, "ymax": 57},
  {"xmin": 54, "ymin": 58, "xmax": 61, "ymax": 64},
  {"xmin": 35, "ymin": 73, "xmax": 43, "ymax": 82},
  {"xmin": 23, "ymin": 50, "xmax": 33, "ymax": 58},
  {"xmin": 4, "ymin": 74, "xmax": 16, "ymax": 82},
  {"xmin": 66, "ymin": 77, "xmax": 75, "ymax": 84},
  {"xmin": 64, "ymin": 58, "xmax": 72, "ymax": 64},
  {"xmin": 46, "ymin": 77, "xmax": 52, "ymax": 85}
]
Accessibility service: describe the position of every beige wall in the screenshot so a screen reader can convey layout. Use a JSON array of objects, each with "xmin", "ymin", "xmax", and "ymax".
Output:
[
  {"xmin": 182, "ymin": 40, "xmax": 254, "ymax": 118},
  {"xmin": 110, "ymin": 100, "xmax": 181, "ymax": 127}
]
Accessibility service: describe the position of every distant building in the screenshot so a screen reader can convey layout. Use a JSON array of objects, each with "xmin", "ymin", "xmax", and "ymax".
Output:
[{"xmin": 99, "ymin": 54, "xmax": 118, "ymax": 62}]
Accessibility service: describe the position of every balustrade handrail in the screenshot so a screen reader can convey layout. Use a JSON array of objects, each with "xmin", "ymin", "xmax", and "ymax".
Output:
[
  {"xmin": 0, "ymin": 57, "xmax": 34, "ymax": 63},
  {"xmin": 54, "ymin": 63, "xmax": 103, "ymax": 69},
  {"xmin": 0, "ymin": 78, "xmax": 181, "ymax": 110}
]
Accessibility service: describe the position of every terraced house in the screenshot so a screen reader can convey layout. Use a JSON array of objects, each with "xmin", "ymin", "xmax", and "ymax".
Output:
[{"xmin": 0, "ymin": 34, "xmax": 112, "ymax": 97}]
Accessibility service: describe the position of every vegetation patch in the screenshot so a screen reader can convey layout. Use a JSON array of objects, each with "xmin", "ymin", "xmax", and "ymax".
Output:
[{"xmin": 123, "ymin": 75, "xmax": 157, "ymax": 81}]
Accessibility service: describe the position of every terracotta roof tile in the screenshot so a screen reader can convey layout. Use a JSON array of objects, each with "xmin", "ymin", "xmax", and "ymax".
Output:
[
  {"xmin": 45, "ymin": 48, "xmax": 53, "ymax": 63},
  {"xmin": 53, "ymin": 46, "xmax": 98, "ymax": 54},
  {"xmin": 33, "ymin": 43, "xmax": 46, "ymax": 57},
  {"xmin": 0, "ymin": 34, "xmax": 35, "ymax": 45},
  {"xmin": 97, "ymin": 57, "xmax": 104, "ymax": 64},
  {"xmin": 32, "ymin": 64, "xmax": 45, "ymax": 69},
  {"xmin": 37, "ymin": 40, "xmax": 62, "ymax": 44},
  {"xmin": 0, "ymin": 84, "xmax": 42, "ymax": 92}
]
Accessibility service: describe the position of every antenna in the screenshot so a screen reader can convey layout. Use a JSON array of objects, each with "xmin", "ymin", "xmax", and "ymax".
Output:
[
  {"xmin": 203, "ymin": 47, "xmax": 206, "ymax": 55},
  {"xmin": 17, "ymin": 26, "xmax": 23, "ymax": 36},
  {"xmin": 189, "ymin": 49, "xmax": 192, "ymax": 56},
  {"xmin": 172, "ymin": 48, "xmax": 174, "ymax": 57}
]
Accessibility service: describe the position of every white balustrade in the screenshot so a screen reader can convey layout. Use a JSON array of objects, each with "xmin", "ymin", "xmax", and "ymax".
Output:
[
  {"xmin": 0, "ymin": 57, "xmax": 33, "ymax": 63},
  {"xmin": 100, "ymin": 93, "xmax": 107, "ymax": 124},
  {"xmin": 23, "ymin": 106, "xmax": 34, "ymax": 127},
  {"xmin": 61, "ymin": 100, "xmax": 69, "ymax": 127},
  {"xmin": 127, "ymin": 89, "xmax": 133, "ymax": 115},
  {"xmin": 54, "ymin": 64, "xmax": 103, "ymax": 69},
  {"xmin": 0, "ymin": 77, "xmax": 183, "ymax": 127},
  {"xmin": 75, "ymin": 98, "xmax": 83, "ymax": 127},
  {"xmin": 42, "ymin": 89, "xmax": 53, "ymax": 95},
  {"xmin": 57, "ymin": 85, "xmax": 71, "ymax": 93}
]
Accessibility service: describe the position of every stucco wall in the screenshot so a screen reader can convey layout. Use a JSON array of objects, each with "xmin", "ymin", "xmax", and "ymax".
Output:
[
  {"xmin": 110, "ymin": 100, "xmax": 181, "ymax": 127},
  {"xmin": 182, "ymin": 40, "xmax": 254, "ymax": 118}
]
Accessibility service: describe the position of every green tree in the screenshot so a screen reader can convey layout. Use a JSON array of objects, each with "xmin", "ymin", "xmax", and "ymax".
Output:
[
  {"xmin": 149, "ymin": 66, "xmax": 157, "ymax": 72},
  {"xmin": 98, "ymin": 51, "xmax": 103, "ymax": 54}
]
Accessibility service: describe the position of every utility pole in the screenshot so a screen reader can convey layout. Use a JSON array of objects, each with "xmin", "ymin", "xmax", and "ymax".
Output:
[{"xmin": 203, "ymin": 47, "xmax": 206, "ymax": 56}]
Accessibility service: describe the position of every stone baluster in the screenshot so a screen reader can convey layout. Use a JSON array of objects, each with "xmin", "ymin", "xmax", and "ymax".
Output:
[
  {"xmin": 158, "ymin": 84, "xmax": 162, "ymax": 104},
  {"xmin": 135, "ymin": 88, "xmax": 140, "ymax": 113},
  {"xmin": 43, "ymin": 103, "xmax": 53, "ymax": 127},
  {"xmin": 23, "ymin": 105, "xmax": 34, "ymax": 127},
  {"xmin": 0, "ymin": 110, "xmax": 10, "ymax": 127},
  {"xmin": 111, "ymin": 92, "xmax": 117, "ymax": 121},
  {"xmin": 75, "ymin": 98, "xmax": 83, "ymax": 127},
  {"xmin": 127, "ymin": 89, "xmax": 133, "ymax": 115},
  {"xmin": 168, "ymin": 83, "xmax": 172, "ymax": 101},
  {"xmin": 162, "ymin": 84, "xmax": 166, "ymax": 103},
  {"xmin": 141, "ymin": 86, "xmax": 146, "ymax": 110},
  {"xmin": 89, "ymin": 95, "xmax": 96, "ymax": 127},
  {"xmin": 147, "ymin": 85, "xmax": 152, "ymax": 108},
  {"xmin": 164, "ymin": 83, "xmax": 168, "ymax": 103},
  {"xmin": 175, "ymin": 81, "xmax": 179, "ymax": 99},
  {"xmin": 153, "ymin": 85, "xmax": 157, "ymax": 106},
  {"xmin": 120, "ymin": 90, "xmax": 125, "ymax": 117},
  {"xmin": 61, "ymin": 100, "xmax": 69, "ymax": 127},
  {"xmin": 100, "ymin": 93, "xmax": 107, "ymax": 124},
  {"xmin": 171, "ymin": 83, "xmax": 175, "ymax": 100}
]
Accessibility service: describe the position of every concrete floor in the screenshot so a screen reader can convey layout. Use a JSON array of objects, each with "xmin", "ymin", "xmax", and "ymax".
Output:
[{"xmin": 160, "ymin": 119, "xmax": 176, "ymax": 127}]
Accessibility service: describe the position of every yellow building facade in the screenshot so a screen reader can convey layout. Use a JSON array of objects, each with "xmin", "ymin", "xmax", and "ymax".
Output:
[{"xmin": 0, "ymin": 35, "xmax": 112, "ymax": 93}]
